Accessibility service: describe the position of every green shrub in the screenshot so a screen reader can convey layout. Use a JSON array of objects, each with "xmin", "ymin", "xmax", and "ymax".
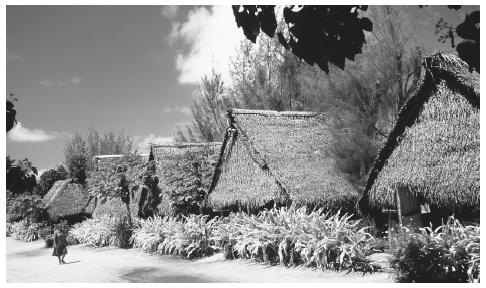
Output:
[
  {"xmin": 10, "ymin": 220, "xmax": 42, "ymax": 242},
  {"xmin": 131, "ymin": 214, "xmax": 219, "ymax": 259},
  {"xmin": 389, "ymin": 216, "xmax": 480, "ymax": 283},
  {"xmin": 70, "ymin": 215, "xmax": 134, "ymax": 248},
  {"xmin": 6, "ymin": 223, "xmax": 12, "ymax": 237},
  {"xmin": 212, "ymin": 207, "xmax": 377, "ymax": 273},
  {"xmin": 7, "ymin": 194, "xmax": 48, "ymax": 223},
  {"xmin": 66, "ymin": 233, "xmax": 80, "ymax": 245}
]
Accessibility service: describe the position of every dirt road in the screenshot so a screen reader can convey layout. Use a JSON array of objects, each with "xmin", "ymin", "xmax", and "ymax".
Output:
[{"xmin": 6, "ymin": 237, "xmax": 392, "ymax": 282}]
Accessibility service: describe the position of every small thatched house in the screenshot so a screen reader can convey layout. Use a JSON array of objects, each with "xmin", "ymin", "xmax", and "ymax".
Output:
[
  {"xmin": 207, "ymin": 108, "xmax": 358, "ymax": 213},
  {"xmin": 90, "ymin": 154, "xmax": 150, "ymax": 219},
  {"xmin": 152, "ymin": 142, "xmax": 221, "ymax": 215},
  {"xmin": 359, "ymin": 53, "xmax": 479, "ymax": 227},
  {"xmin": 42, "ymin": 179, "xmax": 94, "ymax": 222}
]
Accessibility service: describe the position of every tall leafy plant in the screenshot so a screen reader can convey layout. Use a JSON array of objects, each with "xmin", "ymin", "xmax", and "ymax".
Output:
[{"xmin": 87, "ymin": 153, "xmax": 146, "ymax": 227}]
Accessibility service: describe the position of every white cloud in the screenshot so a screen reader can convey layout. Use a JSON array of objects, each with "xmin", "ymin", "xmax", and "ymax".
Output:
[
  {"xmin": 36, "ymin": 169, "xmax": 47, "ymax": 180},
  {"xmin": 162, "ymin": 106, "xmax": 192, "ymax": 115},
  {"xmin": 7, "ymin": 122, "xmax": 69, "ymax": 143},
  {"xmin": 161, "ymin": 6, "xmax": 179, "ymax": 19},
  {"xmin": 168, "ymin": 6, "xmax": 247, "ymax": 85},
  {"xmin": 71, "ymin": 76, "xmax": 82, "ymax": 84},
  {"xmin": 132, "ymin": 134, "xmax": 174, "ymax": 153}
]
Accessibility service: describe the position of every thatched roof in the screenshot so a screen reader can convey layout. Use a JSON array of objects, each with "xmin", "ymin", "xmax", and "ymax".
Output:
[
  {"xmin": 42, "ymin": 179, "xmax": 93, "ymax": 219},
  {"xmin": 152, "ymin": 142, "xmax": 221, "ymax": 214},
  {"xmin": 359, "ymin": 53, "xmax": 480, "ymax": 218},
  {"xmin": 207, "ymin": 108, "xmax": 358, "ymax": 211},
  {"xmin": 90, "ymin": 154, "xmax": 149, "ymax": 219}
]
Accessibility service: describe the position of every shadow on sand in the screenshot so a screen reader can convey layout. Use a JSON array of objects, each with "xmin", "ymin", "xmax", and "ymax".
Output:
[
  {"xmin": 63, "ymin": 260, "xmax": 81, "ymax": 265},
  {"xmin": 119, "ymin": 266, "xmax": 215, "ymax": 283}
]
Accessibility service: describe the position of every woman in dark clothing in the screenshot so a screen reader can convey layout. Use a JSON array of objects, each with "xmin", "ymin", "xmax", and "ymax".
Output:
[{"xmin": 52, "ymin": 222, "xmax": 68, "ymax": 264}]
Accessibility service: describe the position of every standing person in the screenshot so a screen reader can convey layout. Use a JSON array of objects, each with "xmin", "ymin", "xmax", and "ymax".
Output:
[{"xmin": 52, "ymin": 222, "xmax": 68, "ymax": 264}]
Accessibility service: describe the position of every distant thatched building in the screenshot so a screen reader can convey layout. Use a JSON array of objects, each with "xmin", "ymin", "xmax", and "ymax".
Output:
[
  {"xmin": 359, "ymin": 53, "xmax": 479, "ymax": 226},
  {"xmin": 207, "ymin": 108, "xmax": 358, "ymax": 213},
  {"xmin": 90, "ymin": 154, "xmax": 150, "ymax": 219},
  {"xmin": 42, "ymin": 179, "xmax": 94, "ymax": 222},
  {"xmin": 152, "ymin": 142, "xmax": 221, "ymax": 215}
]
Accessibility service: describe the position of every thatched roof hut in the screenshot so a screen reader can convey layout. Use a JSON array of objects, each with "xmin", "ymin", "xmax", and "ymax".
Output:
[
  {"xmin": 42, "ymin": 179, "xmax": 94, "ymax": 220},
  {"xmin": 90, "ymin": 154, "xmax": 149, "ymax": 219},
  {"xmin": 359, "ymin": 53, "xmax": 479, "ymax": 220},
  {"xmin": 207, "ymin": 108, "xmax": 358, "ymax": 212},
  {"xmin": 152, "ymin": 142, "xmax": 221, "ymax": 215}
]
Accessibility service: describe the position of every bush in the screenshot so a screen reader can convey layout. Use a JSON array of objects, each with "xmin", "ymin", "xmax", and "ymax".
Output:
[
  {"xmin": 10, "ymin": 220, "xmax": 43, "ymax": 242},
  {"xmin": 6, "ymin": 223, "xmax": 12, "ymax": 237},
  {"xmin": 66, "ymin": 233, "xmax": 80, "ymax": 245},
  {"xmin": 131, "ymin": 214, "xmax": 219, "ymax": 259},
  {"xmin": 389, "ymin": 216, "xmax": 480, "ymax": 283},
  {"xmin": 70, "ymin": 215, "xmax": 134, "ymax": 248},
  {"xmin": 212, "ymin": 207, "xmax": 377, "ymax": 273},
  {"xmin": 7, "ymin": 194, "xmax": 48, "ymax": 223}
]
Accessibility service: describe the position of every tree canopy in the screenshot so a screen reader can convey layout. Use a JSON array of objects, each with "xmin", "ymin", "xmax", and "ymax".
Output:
[
  {"xmin": 34, "ymin": 165, "xmax": 68, "ymax": 197},
  {"xmin": 6, "ymin": 156, "xmax": 38, "ymax": 196},
  {"xmin": 233, "ymin": 5, "xmax": 373, "ymax": 73},
  {"xmin": 233, "ymin": 5, "xmax": 480, "ymax": 73},
  {"xmin": 7, "ymin": 93, "xmax": 18, "ymax": 132}
]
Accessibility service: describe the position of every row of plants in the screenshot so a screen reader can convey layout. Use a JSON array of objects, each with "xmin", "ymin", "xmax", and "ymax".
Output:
[
  {"xmin": 67, "ymin": 208, "xmax": 481, "ymax": 282},
  {"xmin": 70, "ymin": 214, "xmax": 134, "ymax": 248},
  {"xmin": 130, "ymin": 207, "xmax": 378, "ymax": 273},
  {"xmin": 8, "ymin": 220, "xmax": 43, "ymax": 242},
  {"xmin": 213, "ymin": 207, "xmax": 378, "ymax": 273},
  {"xmin": 389, "ymin": 216, "xmax": 480, "ymax": 283},
  {"xmin": 131, "ymin": 214, "xmax": 219, "ymax": 258}
]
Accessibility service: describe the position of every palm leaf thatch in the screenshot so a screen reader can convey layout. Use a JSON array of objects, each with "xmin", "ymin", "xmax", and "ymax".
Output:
[
  {"xmin": 90, "ymin": 154, "xmax": 149, "ymax": 219},
  {"xmin": 359, "ymin": 53, "xmax": 479, "ymax": 218},
  {"xmin": 42, "ymin": 179, "xmax": 93, "ymax": 220},
  {"xmin": 207, "ymin": 109, "xmax": 358, "ymax": 212},
  {"xmin": 152, "ymin": 143, "xmax": 221, "ymax": 215}
]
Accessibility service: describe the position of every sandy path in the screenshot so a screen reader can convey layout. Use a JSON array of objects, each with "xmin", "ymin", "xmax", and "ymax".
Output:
[{"xmin": 6, "ymin": 237, "xmax": 392, "ymax": 282}]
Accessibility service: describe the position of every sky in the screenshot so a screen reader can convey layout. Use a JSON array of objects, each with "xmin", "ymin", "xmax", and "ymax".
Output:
[{"xmin": 6, "ymin": 5, "xmax": 479, "ymax": 173}]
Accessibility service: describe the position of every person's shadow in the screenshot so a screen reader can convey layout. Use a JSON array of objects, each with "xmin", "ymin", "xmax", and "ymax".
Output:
[{"xmin": 63, "ymin": 260, "xmax": 81, "ymax": 264}]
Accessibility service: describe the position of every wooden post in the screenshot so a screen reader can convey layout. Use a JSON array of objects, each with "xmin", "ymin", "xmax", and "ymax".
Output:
[{"xmin": 396, "ymin": 190, "xmax": 403, "ymax": 228}]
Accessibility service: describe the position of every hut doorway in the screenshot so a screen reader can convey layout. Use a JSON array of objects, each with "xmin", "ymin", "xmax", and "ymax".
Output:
[{"xmin": 383, "ymin": 186, "xmax": 431, "ymax": 234}]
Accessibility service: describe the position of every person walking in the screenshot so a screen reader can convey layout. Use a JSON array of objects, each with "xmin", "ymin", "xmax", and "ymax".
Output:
[{"xmin": 52, "ymin": 222, "xmax": 68, "ymax": 264}]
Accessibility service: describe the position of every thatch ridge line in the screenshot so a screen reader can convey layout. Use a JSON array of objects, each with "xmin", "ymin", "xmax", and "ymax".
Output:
[
  {"xmin": 207, "ymin": 127, "xmax": 237, "ymax": 197},
  {"xmin": 428, "ymin": 69, "xmax": 480, "ymax": 109},
  {"xmin": 228, "ymin": 108, "xmax": 322, "ymax": 118},
  {"xmin": 151, "ymin": 142, "xmax": 222, "ymax": 149},
  {"xmin": 233, "ymin": 122, "xmax": 291, "ymax": 204},
  {"xmin": 358, "ymin": 72, "xmax": 435, "ymax": 214},
  {"xmin": 206, "ymin": 109, "xmax": 293, "ymax": 206}
]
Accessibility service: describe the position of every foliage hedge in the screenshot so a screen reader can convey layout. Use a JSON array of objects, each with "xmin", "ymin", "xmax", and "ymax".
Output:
[
  {"xmin": 10, "ymin": 220, "xmax": 43, "ymax": 242},
  {"xmin": 131, "ymin": 207, "xmax": 378, "ymax": 273},
  {"xmin": 70, "ymin": 215, "xmax": 134, "ymax": 248},
  {"xmin": 131, "ymin": 214, "xmax": 219, "ymax": 259},
  {"xmin": 389, "ymin": 216, "xmax": 480, "ymax": 283}
]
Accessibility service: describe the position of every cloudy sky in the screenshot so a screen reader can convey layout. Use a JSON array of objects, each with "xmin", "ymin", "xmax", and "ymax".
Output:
[{"xmin": 6, "ymin": 5, "xmax": 478, "ymax": 172}]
